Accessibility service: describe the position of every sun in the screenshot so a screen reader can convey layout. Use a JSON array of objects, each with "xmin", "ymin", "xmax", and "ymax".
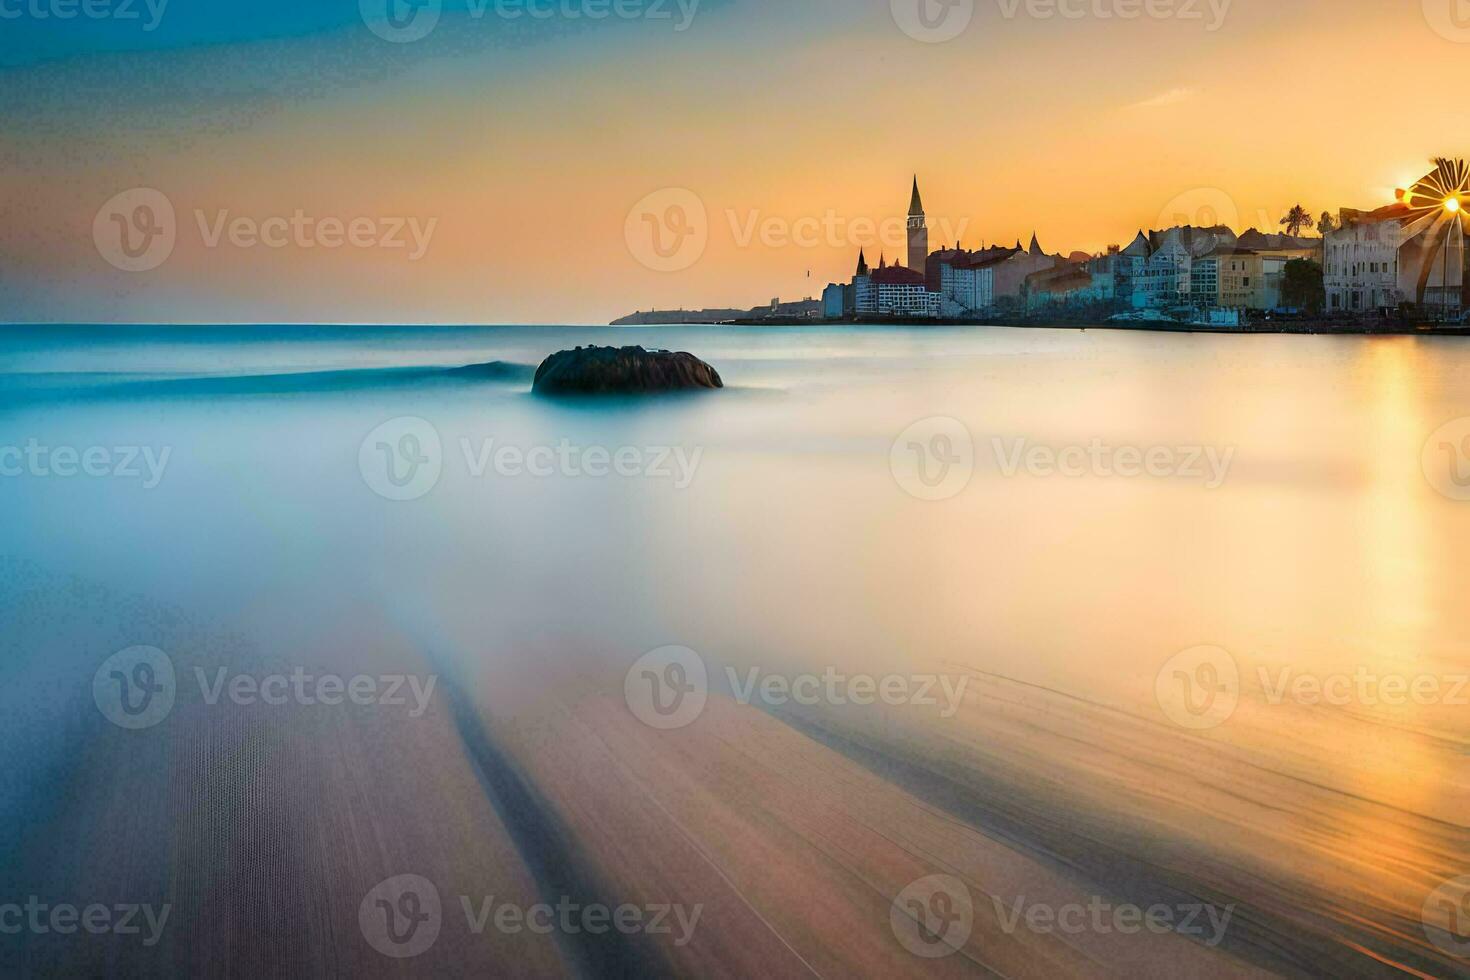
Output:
[{"xmin": 1447, "ymin": 197, "xmax": 1462, "ymax": 214}]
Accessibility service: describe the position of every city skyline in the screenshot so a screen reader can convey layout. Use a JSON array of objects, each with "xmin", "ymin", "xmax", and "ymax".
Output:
[{"xmin": 3, "ymin": 0, "xmax": 1469, "ymax": 323}]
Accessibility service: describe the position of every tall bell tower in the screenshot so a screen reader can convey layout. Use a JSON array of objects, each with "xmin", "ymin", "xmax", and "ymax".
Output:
[{"xmin": 907, "ymin": 176, "xmax": 928, "ymax": 273}]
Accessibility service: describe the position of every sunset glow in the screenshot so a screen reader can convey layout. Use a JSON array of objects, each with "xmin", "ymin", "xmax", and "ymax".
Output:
[{"xmin": 2, "ymin": 0, "xmax": 1467, "ymax": 323}]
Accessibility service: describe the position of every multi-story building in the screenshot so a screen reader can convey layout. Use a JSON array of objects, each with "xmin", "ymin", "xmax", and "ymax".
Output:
[
  {"xmin": 1324, "ymin": 162, "xmax": 1468, "ymax": 315},
  {"xmin": 1111, "ymin": 232, "xmax": 1153, "ymax": 309},
  {"xmin": 1220, "ymin": 250, "xmax": 1289, "ymax": 310},
  {"xmin": 870, "ymin": 264, "xmax": 940, "ymax": 317},
  {"xmin": 849, "ymin": 250, "xmax": 938, "ymax": 318},
  {"xmin": 1190, "ymin": 254, "xmax": 1221, "ymax": 307},
  {"xmin": 821, "ymin": 282, "xmax": 846, "ymax": 320},
  {"xmin": 938, "ymin": 258, "xmax": 993, "ymax": 312},
  {"xmin": 1323, "ymin": 205, "xmax": 1406, "ymax": 313},
  {"xmin": 935, "ymin": 245, "xmax": 1020, "ymax": 313},
  {"xmin": 1024, "ymin": 262, "xmax": 1094, "ymax": 313},
  {"xmin": 989, "ymin": 235, "xmax": 1057, "ymax": 309},
  {"xmin": 1218, "ymin": 249, "xmax": 1261, "ymax": 309},
  {"xmin": 1138, "ymin": 234, "xmax": 1191, "ymax": 308}
]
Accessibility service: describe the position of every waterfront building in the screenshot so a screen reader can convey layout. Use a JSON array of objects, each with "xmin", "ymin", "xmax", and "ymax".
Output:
[
  {"xmin": 1190, "ymin": 253, "xmax": 1221, "ymax": 308},
  {"xmin": 1138, "ymin": 234, "xmax": 1191, "ymax": 308},
  {"xmin": 907, "ymin": 178, "xmax": 928, "ymax": 274},
  {"xmin": 1023, "ymin": 262, "xmax": 1094, "ymax": 313},
  {"xmin": 991, "ymin": 237, "xmax": 1058, "ymax": 308},
  {"xmin": 847, "ymin": 249, "xmax": 938, "ymax": 317},
  {"xmin": 822, "ymin": 282, "xmax": 846, "ymax": 320},
  {"xmin": 1113, "ymin": 232, "xmax": 1152, "ymax": 309},
  {"xmin": 1203, "ymin": 248, "xmax": 1290, "ymax": 311},
  {"xmin": 852, "ymin": 249, "xmax": 876, "ymax": 314},
  {"xmin": 935, "ymin": 245, "xmax": 1019, "ymax": 313},
  {"xmin": 1323, "ymin": 205, "xmax": 1407, "ymax": 313},
  {"xmin": 1230, "ymin": 252, "xmax": 1289, "ymax": 310},
  {"xmin": 1325, "ymin": 161, "xmax": 1468, "ymax": 315},
  {"xmin": 870, "ymin": 264, "xmax": 941, "ymax": 317}
]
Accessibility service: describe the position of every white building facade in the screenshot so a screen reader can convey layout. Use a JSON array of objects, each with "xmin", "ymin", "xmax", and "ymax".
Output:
[
  {"xmin": 939, "ymin": 262, "xmax": 994, "ymax": 313},
  {"xmin": 1324, "ymin": 213, "xmax": 1403, "ymax": 313}
]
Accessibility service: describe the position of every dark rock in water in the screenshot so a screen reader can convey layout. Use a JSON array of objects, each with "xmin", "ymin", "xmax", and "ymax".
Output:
[{"xmin": 533, "ymin": 346, "xmax": 723, "ymax": 395}]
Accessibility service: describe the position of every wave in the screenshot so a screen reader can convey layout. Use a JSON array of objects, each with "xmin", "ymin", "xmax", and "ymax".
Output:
[{"xmin": 0, "ymin": 361, "xmax": 537, "ymax": 405}]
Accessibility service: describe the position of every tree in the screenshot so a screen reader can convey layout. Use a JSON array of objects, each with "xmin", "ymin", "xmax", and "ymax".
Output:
[
  {"xmin": 1282, "ymin": 258, "xmax": 1325, "ymax": 314},
  {"xmin": 1280, "ymin": 205, "xmax": 1314, "ymax": 238},
  {"xmin": 1318, "ymin": 212, "xmax": 1337, "ymax": 237}
]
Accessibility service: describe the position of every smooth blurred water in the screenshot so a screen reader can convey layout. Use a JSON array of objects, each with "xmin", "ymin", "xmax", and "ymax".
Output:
[{"xmin": 1, "ymin": 323, "xmax": 1467, "ymax": 976}]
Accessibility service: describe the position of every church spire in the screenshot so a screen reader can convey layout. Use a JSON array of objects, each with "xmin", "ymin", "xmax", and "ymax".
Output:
[
  {"xmin": 908, "ymin": 176, "xmax": 924, "ymax": 217},
  {"xmin": 1029, "ymin": 233, "xmax": 1043, "ymax": 257},
  {"xmin": 856, "ymin": 249, "xmax": 869, "ymax": 277}
]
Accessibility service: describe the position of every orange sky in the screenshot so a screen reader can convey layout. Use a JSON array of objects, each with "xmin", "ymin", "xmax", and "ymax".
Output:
[{"xmin": 2, "ymin": 0, "xmax": 1468, "ymax": 323}]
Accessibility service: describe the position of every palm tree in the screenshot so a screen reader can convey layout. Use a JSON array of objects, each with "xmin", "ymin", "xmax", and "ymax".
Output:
[
  {"xmin": 1280, "ymin": 204, "xmax": 1314, "ymax": 238},
  {"xmin": 1318, "ymin": 212, "xmax": 1337, "ymax": 237}
]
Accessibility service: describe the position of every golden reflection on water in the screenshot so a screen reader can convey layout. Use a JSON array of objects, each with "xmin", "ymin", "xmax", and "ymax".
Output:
[{"xmin": 5, "ymin": 326, "xmax": 1466, "ymax": 975}]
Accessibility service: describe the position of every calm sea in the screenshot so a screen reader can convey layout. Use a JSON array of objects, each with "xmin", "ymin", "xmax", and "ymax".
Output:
[{"xmin": 1, "ymin": 324, "xmax": 1466, "ymax": 977}]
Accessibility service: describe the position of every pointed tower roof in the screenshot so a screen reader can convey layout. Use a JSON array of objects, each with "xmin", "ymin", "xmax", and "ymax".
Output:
[
  {"xmin": 908, "ymin": 177, "xmax": 924, "ymax": 217},
  {"xmin": 1121, "ymin": 231, "xmax": 1151, "ymax": 258},
  {"xmin": 856, "ymin": 249, "xmax": 870, "ymax": 277},
  {"xmin": 879, "ymin": 253, "xmax": 887, "ymax": 269},
  {"xmin": 1029, "ymin": 233, "xmax": 1043, "ymax": 257}
]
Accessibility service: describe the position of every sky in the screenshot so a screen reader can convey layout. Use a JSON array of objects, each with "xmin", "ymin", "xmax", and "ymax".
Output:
[{"xmin": 1, "ymin": 0, "xmax": 1468, "ymax": 324}]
